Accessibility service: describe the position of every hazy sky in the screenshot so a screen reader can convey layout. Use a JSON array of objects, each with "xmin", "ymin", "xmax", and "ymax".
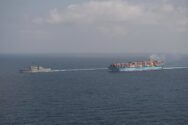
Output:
[{"xmin": 0, "ymin": 0, "xmax": 188, "ymax": 54}]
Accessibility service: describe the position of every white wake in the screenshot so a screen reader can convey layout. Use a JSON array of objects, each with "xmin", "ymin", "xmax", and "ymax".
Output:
[
  {"xmin": 51, "ymin": 68, "xmax": 108, "ymax": 72},
  {"xmin": 31, "ymin": 66, "xmax": 188, "ymax": 73},
  {"xmin": 163, "ymin": 67, "xmax": 188, "ymax": 70}
]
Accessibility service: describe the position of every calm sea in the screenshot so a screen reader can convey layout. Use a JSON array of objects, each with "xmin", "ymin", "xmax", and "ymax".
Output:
[{"xmin": 0, "ymin": 54, "xmax": 188, "ymax": 125}]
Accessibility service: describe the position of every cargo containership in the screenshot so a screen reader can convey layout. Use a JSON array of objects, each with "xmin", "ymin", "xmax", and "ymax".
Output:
[{"xmin": 108, "ymin": 59, "xmax": 164, "ymax": 72}]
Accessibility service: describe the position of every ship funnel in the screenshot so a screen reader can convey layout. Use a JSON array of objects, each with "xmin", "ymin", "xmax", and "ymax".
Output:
[{"xmin": 149, "ymin": 55, "xmax": 165, "ymax": 61}]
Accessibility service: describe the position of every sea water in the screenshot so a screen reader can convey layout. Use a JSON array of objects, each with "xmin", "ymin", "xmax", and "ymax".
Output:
[{"xmin": 0, "ymin": 54, "xmax": 188, "ymax": 125}]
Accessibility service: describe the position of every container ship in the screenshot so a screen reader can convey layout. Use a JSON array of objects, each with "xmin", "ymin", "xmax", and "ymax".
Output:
[{"xmin": 108, "ymin": 59, "xmax": 164, "ymax": 72}]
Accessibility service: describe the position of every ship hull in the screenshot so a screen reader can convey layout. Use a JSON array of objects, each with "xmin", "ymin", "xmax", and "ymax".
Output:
[{"xmin": 109, "ymin": 66, "xmax": 162, "ymax": 72}]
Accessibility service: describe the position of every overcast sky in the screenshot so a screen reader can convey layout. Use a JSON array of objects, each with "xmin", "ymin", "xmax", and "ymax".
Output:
[{"xmin": 0, "ymin": 0, "xmax": 188, "ymax": 54}]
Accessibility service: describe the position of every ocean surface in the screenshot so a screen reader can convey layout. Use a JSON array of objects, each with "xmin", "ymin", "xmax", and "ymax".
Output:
[{"xmin": 0, "ymin": 54, "xmax": 188, "ymax": 125}]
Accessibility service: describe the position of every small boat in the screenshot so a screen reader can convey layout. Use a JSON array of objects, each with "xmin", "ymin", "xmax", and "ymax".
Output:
[{"xmin": 20, "ymin": 65, "xmax": 51, "ymax": 73}]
